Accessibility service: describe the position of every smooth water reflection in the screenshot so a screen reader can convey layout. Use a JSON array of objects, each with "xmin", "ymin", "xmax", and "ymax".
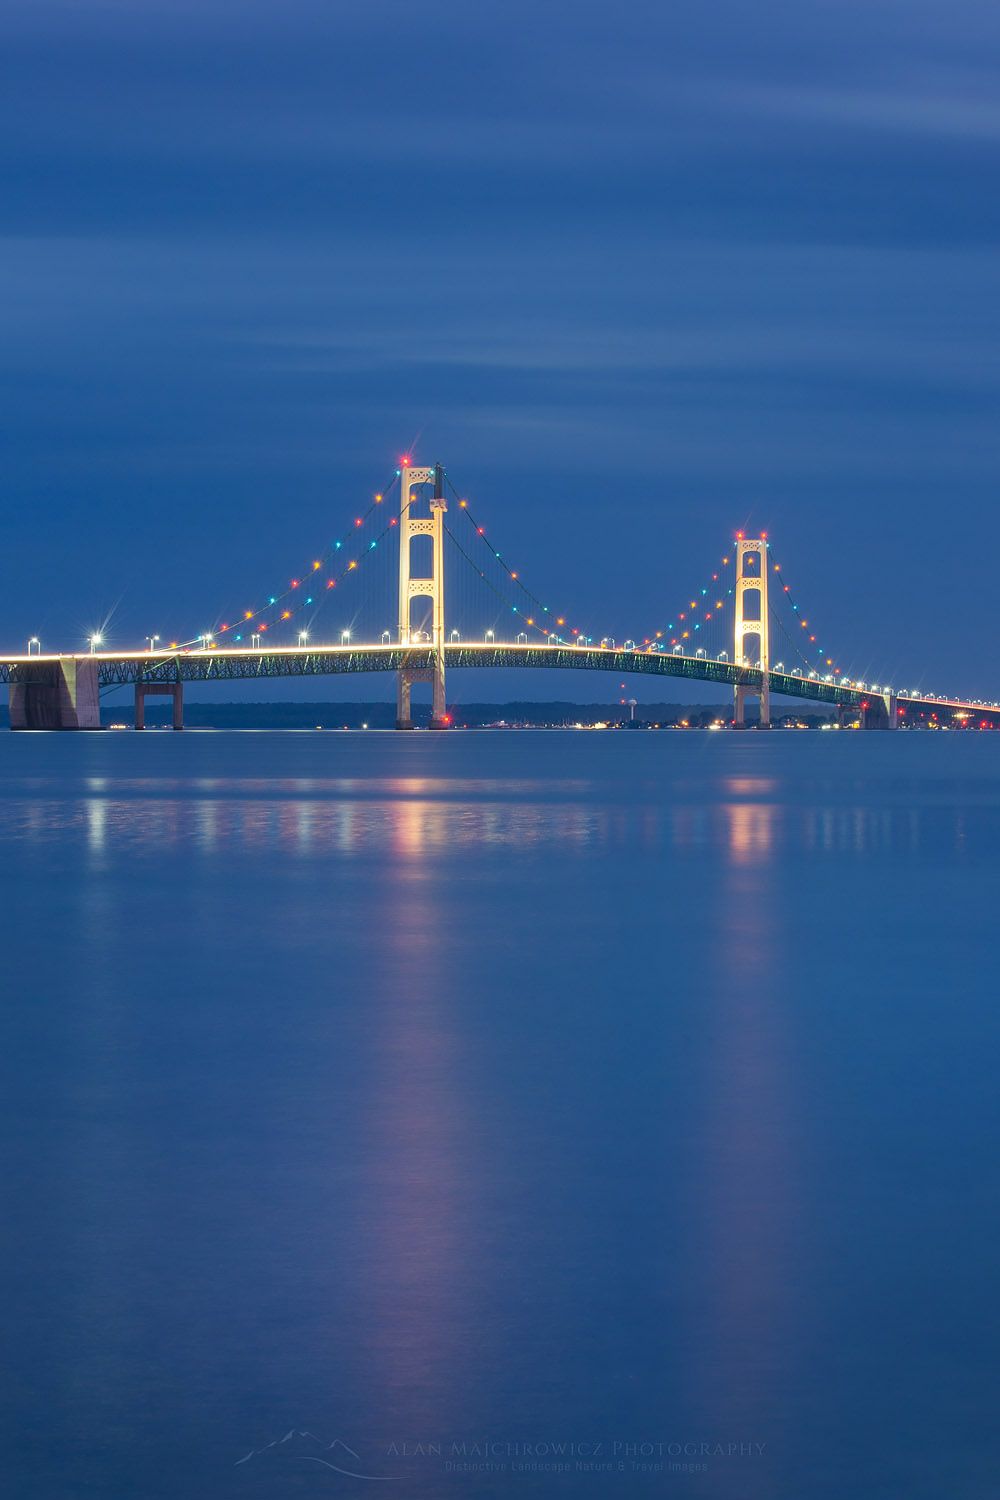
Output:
[{"xmin": 2, "ymin": 731, "xmax": 998, "ymax": 1499}]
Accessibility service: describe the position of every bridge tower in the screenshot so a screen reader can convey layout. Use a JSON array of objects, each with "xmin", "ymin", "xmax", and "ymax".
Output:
[
  {"xmin": 396, "ymin": 461, "xmax": 449, "ymax": 729},
  {"xmin": 733, "ymin": 536, "xmax": 770, "ymax": 728}
]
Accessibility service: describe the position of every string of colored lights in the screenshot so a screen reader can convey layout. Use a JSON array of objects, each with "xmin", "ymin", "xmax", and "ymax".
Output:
[
  {"xmin": 448, "ymin": 474, "xmax": 743, "ymax": 658},
  {"xmin": 443, "ymin": 521, "xmax": 557, "ymax": 633},
  {"xmin": 169, "ymin": 472, "xmax": 401, "ymax": 650},
  {"xmin": 446, "ymin": 476, "xmax": 592, "ymax": 644},
  {"xmin": 764, "ymin": 542, "xmax": 844, "ymax": 677},
  {"xmin": 638, "ymin": 551, "xmax": 735, "ymax": 656}
]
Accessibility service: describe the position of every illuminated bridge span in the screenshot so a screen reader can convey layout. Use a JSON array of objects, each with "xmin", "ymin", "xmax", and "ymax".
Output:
[{"xmin": 3, "ymin": 460, "xmax": 996, "ymax": 730}]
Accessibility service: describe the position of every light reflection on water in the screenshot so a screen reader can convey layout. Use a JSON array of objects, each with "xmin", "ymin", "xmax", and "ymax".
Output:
[
  {"xmin": 2, "ymin": 732, "xmax": 998, "ymax": 1500},
  {"xmin": 0, "ymin": 789, "xmax": 982, "ymax": 861}
]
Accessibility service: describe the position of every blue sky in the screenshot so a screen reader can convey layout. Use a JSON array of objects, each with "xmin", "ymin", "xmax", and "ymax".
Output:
[{"xmin": 3, "ymin": 0, "xmax": 999, "ymax": 701}]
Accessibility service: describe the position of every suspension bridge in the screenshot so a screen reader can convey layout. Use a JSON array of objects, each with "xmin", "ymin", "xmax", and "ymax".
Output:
[{"xmin": 2, "ymin": 461, "xmax": 996, "ymax": 731}]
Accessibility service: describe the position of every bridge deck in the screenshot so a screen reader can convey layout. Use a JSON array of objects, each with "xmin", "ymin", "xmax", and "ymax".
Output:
[{"xmin": 1, "ymin": 642, "xmax": 994, "ymax": 719}]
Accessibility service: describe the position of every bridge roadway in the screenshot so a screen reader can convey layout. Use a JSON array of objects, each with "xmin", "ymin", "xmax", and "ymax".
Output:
[{"xmin": 2, "ymin": 641, "xmax": 996, "ymax": 724}]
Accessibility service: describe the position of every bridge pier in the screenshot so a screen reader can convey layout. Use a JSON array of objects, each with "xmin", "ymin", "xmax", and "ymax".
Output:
[
  {"xmin": 135, "ymin": 681, "xmax": 184, "ymax": 730},
  {"xmin": 734, "ymin": 682, "xmax": 771, "ymax": 729},
  {"xmin": 395, "ymin": 670, "xmax": 418, "ymax": 730},
  {"xmin": 857, "ymin": 692, "xmax": 898, "ymax": 730},
  {"xmin": 9, "ymin": 658, "xmax": 102, "ymax": 729}
]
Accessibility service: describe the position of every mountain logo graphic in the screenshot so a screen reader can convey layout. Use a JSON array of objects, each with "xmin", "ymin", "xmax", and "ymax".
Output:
[{"xmin": 235, "ymin": 1430, "xmax": 399, "ymax": 1480}]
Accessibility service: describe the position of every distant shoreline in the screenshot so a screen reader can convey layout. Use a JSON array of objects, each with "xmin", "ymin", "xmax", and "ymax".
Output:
[{"xmin": 55, "ymin": 699, "xmax": 834, "ymax": 732}]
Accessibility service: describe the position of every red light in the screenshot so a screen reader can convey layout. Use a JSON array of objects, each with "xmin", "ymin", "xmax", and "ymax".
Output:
[
  {"xmin": 400, "ymin": 454, "xmax": 411, "ymax": 466},
  {"xmin": 354, "ymin": 518, "xmax": 362, "ymax": 527}
]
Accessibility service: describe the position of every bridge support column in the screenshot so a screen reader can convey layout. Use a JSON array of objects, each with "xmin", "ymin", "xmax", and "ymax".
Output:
[
  {"xmin": 860, "ymin": 691, "xmax": 898, "ymax": 730},
  {"xmin": 9, "ymin": 658, "xmax": 101, "ymax": 729},
  {"xmin": 134, "ymin": 681, "xmax": 183, "ymax": 730},
  {"xmin": 396, "ymin": 460, "xmax": 449, "ymax": 729},
  {"xmin": 733, "ymin": 537, "xmax": 770, "ymax": 727}
]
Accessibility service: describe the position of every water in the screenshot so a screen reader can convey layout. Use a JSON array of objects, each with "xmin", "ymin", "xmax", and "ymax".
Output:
[{"xmin": 1, "ymin": 729, "xmax": 997, "ymax": 1499}]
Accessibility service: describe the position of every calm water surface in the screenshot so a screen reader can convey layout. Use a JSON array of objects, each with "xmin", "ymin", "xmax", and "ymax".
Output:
[{"xmin": 1, "ymin": 730, "xmax": 997, "ymax": 1499}]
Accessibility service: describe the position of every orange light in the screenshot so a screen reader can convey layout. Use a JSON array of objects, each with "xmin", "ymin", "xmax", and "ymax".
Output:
[
  {"xmin": 348, "ymin": 560, "xmax": 357, "ymax": 570},
  {"xmin": 375, "ymin": 493, "xmax": 383, "ymax": 502},
  {"xmin": 313, "ymin": 560, "xmax": 321, "ymax": 570},
  {"xmin": 557, "ymin": 617, "xmax": 565, "ymax": 626},
  {"xmin": 459, "ymin": 499, "xmax": 467, "ymax": 508}
]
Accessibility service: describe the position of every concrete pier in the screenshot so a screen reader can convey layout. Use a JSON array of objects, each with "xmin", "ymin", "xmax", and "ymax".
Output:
[
  {"xmin": 135, "ymin": 681, "xmax": 184, "ymax": 730},
  {"xmin": 9, "ymin": 658, "xmax": 102, "ymax": 729}
]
